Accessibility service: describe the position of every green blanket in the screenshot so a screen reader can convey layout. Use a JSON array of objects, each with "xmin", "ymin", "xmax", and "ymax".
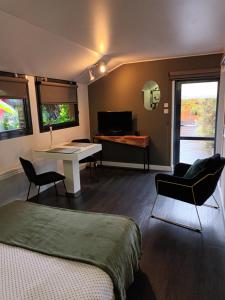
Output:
[{"xmin": 0, "ymin": 201, "xmax": 141, "ymax": 300}]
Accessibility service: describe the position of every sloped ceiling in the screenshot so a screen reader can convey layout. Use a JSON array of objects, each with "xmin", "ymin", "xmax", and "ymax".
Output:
[{"xmin": 0, "ymin": 0, "xmax": 224, "ymax": 83}]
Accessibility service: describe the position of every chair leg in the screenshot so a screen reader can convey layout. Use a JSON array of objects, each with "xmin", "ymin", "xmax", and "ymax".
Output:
[
  {"xmin": 53, "ymin": 182, "xmax": 58, "ymax": 195},
  {"xmin": 204, "ymin": 194, "xmax": 220, "ymax": 209},
  {"xmin": 26, "ymin": 182, "xmax": 31, "ymax": 200},
  {"xmin": 151, "ymin": 194, "xmax": 202, "ymax": 232},
  {"xmin": 63, "ymin": 180, "xmax": 67, "ymax": 194},
  {"xmin": 94, "ymin": 160, "xmax": 99, "ymax": 181},
  {"xmin": 37, "ymin": 186, "xmax": 40, "ymax": 199},
  {"xmin": 89, "ymin": 162, "xmax": 92, "ymax": 177}
]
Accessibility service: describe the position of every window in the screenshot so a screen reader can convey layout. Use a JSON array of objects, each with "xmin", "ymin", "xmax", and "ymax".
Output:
[
  {"xmin": 174, "ymin": 79, "xmax": 219, "ymax": 164},
  {"xmin": 41, "ymin": 103, "xmax": 76, "ymax": 126},
  {"xmin": 0, "ymin": 74, "xmax": 33, "ymax": 141},
  {"xmin": 35, "ymin": 78, "xmax": 79, "ymax": 132}
]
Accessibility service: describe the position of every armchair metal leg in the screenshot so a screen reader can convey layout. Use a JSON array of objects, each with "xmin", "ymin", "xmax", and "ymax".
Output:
[
  {"xmin": 194, "ymin": 204, "xmax": 202, "ymax": 232},
  {"xmin": 213, "ymin": 194, "xmax": 220, "ymax": 209},
  {"xmin": 150, "ymin": 194, "xmax": 202, "ymax": 233},
  {"xmin": 203, "ymin": 194, "xmax": 220, "ymax": 209},
  {"xmin": 150, "ymin": 193, "xmax": 159, "ymax": 216}
]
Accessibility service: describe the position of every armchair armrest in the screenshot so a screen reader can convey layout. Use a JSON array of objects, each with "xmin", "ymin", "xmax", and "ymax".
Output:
[
  {"xmin": 155, "ymin": 167, "xmax": 221, "ymax": 206},
  {"xmin": 156, "ymin": 173, "xmax": 193, "ymax": 187},
  {"xmin": 174, "ymin": 163, "xmax": 191, "ymax": 177},
  {"xmin": 155, "ymin": 173, "xmax": 194, "ymax": 204}
]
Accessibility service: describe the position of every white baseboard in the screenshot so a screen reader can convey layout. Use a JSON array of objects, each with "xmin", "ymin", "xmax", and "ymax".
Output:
[
  {"xmin": 0, "ymin": 168, "xmax": 23, "ymax": 181},
  {"xmin": 0, "ymin": 163, "xmax": 87, "ymax": 182},
  {"xmin": 218, "ymin": 184, "xmax": 225, "ymax": 223},
  {"xmin": 99, "ymin": 160, "xmax": 172, "ymax": 172}
]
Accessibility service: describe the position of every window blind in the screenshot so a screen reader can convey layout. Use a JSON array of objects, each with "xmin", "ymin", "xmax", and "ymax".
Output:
[
  {"xmin": 169, "ymin": 68, "xmax": 220, "ymax": 80},
  {"xmin": 36, "ymin": 81, "xmax": 78, "ymax": 104},
  {"xmin": 0, "ymin": 76, "xmax": 28, "ymax": 99}
]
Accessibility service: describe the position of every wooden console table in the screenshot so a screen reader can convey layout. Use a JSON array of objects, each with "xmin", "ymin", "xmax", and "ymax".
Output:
[{"xmin": 94, "ymin": 135, "xmax": 150, "ymax": 171}]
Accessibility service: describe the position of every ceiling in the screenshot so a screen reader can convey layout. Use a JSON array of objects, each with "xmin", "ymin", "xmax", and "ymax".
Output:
[{"xmin": 0, "ymin": 0, "xmax": 224, "ymax": 83}]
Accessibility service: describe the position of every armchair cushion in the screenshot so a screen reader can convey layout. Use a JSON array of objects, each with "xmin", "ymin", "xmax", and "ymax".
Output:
[
  {"xmin": 184, "ymin": 154, "xmax": 221, "ymax": 179},
  {"xmin": 184, "ymin": 158, "xmax": 209, "ymax": 179},
  {"xmin": 155, "ymin": 173, "xmax": 194, "ymax": 204}
]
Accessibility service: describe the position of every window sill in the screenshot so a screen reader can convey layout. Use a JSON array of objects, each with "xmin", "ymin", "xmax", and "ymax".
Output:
[
  {"xmin": 0, "ymin": 129, "xmax": 33, "ymax": 141},
  {"xmin": 40, "ymin": 121, "xmax": 79, "ymax": 133}
]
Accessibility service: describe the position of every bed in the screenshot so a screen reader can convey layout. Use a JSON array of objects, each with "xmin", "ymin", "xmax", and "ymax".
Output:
[{"xmin": 0, "ymin": 201, "xmax": 141, "ymax": 300}]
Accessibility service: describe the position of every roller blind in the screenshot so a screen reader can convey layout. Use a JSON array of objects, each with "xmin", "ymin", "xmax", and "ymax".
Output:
[
  {"xmin": 37, "ymin": 81, "xmax": 78, "ymax": 104},
  {"xmin": 0, "ymin": 76, "xmax": 28, "ymax": 99},
  {"xmin": 169, "ymin": 68, "xmax": 220, "ymax": 80}
]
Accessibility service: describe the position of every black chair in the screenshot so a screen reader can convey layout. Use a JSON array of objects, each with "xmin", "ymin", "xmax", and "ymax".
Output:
[
  {"xmin": 72, "ymin": 139, "xmax": 98, "ymax": 176},
  {"xmin": 151, "ymin": 154, "xmax": 225, "ymax": 232},
  {"xmin": 20, "ymin": 157, "xmax": 67, "ymax": 200}
]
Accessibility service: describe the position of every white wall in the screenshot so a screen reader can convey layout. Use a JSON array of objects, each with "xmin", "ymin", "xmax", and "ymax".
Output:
[
  {"xmin": 0, "ymin": 76, "xmax": 90, "ymax": 206},
  {"xmin": 218, "ymin": 65, "xmax": 225, "ymax": 213}
]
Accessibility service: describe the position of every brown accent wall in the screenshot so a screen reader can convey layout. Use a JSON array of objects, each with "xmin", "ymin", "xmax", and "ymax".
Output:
[{"xmin": 88, "ymin": 54, "xmax": 222, "ymax": 166}]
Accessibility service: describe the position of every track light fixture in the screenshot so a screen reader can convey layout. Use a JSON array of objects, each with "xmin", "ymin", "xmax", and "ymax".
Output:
[
  {"xmin": 88, "ymin": 60, "xmax": 107, "ymax": 82},
  {"xmin": 89, "ymin": 69, "xmax": 95, "ymax": 81}
]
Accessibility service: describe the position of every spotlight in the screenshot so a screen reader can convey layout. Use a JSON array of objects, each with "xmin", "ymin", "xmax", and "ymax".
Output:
[
  {"xmin": 89, "ymin": 69, "xmax": 95, "ymax": 81},
  {"xmin": 99, "ymin": 61, "xmax": 106, "ymax": 73}
]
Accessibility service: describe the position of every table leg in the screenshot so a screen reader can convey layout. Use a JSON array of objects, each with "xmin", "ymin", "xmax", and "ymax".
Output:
[
  {"xmin": 147, "ymin": 146, "xmax": 150, "ymax": 171},
  {"xmin": 143, "ymin": 148, "xmax": 146, "ymax": 171},
  {"xmin": 63, "ymin": 160, "xmax": 81, "ymax": 196}
]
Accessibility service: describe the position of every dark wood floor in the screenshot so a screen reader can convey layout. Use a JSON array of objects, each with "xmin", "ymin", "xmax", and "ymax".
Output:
[{"xmin": 29, "ymin": 166, "xmax": 225, "ymax": 300}]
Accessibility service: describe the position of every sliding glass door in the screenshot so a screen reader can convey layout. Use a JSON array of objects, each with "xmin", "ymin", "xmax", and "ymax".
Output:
[{"xmin": 174, "ymin": 79, "xmax": 219, "ymax": 165}]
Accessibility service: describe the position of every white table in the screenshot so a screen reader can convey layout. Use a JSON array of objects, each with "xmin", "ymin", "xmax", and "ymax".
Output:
[{"xmin": 33, "ymin": 143, "xmax": 102, "ymax": 196}]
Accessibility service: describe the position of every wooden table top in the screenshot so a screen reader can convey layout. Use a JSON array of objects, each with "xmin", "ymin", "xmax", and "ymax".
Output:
[{"xmin": 94, "ymin": 135, "xmax": 150, "ymax": 148}]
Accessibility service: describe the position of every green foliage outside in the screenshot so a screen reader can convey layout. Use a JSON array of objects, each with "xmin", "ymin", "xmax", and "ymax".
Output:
[
  {"xmin": 181, "ymin": 98, "xmax": 216, "ymax": 152},
  {"xmin": 197, "ymin": 98, "xmax": 216, "ymax": 137},
  {"xmin": 0, "ymin": 99, "xmax": 22, "ymax": 132},
  {"xmin": 1, "ymin": 112, "xmax": 20, "ymax": 130},
  {"xmin": 42, "ymin": 104, "xmax": 75, "ymax": 126},
  {"xmin": 181, "ymin": 98, "xmax": 216, "ymax": 137}
]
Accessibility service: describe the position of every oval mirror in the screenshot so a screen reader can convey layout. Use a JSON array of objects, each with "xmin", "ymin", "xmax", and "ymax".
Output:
[{"xmin": 142, "ymin": 80, "xmax": 160, "ymax": 110}]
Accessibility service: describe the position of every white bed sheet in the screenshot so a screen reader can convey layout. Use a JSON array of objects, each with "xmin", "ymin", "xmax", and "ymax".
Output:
[{"xmin": 0, "ymin": 243, "xmax": 115, "ymax": 300}]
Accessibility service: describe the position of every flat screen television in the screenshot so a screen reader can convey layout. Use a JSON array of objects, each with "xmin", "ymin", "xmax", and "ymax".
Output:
[{"xmin": 98, "ymin": 111, "xmax": 132, "ymax": 134}]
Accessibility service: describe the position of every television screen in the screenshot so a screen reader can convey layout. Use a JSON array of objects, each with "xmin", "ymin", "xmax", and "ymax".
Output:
[{"xmin": 98, "ymin": 111, "xmax": 132, "ymax": 134}]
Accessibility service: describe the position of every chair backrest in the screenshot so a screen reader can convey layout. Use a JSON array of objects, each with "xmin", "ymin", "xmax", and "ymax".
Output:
[
  {"xmin": 19, "ymin": 157, "xmax": 37, "ymax": 183},
  {"xmin": 194, "ymin": 157, "xmax": 225, "ymax": 205},
  {"xmin": 72, "ymin": 138, "xmax": 90, "ymax": 143}
]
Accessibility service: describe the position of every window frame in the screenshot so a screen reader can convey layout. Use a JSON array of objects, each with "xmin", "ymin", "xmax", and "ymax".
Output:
[
  {"xmin": 173, "ymin": 77, "xmax": 220, "ymax": 165},
  {"xmin": 0, "ymin": 72, "xmax": 33, "ymax": 141},
  {"xmin": 35, "ymin": 77, "xmax": 79, "ymax": 133}
]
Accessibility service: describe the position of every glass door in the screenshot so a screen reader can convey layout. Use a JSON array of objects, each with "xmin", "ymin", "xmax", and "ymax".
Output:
[{"xmin": 174, "ymin": 79, "xmax": 219, "ymax": 165}]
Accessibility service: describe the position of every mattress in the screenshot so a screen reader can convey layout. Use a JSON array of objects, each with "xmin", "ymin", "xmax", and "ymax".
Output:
[{"xmin": 0, "ymin": 242, "xmax": 115, "ymax": 300}]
